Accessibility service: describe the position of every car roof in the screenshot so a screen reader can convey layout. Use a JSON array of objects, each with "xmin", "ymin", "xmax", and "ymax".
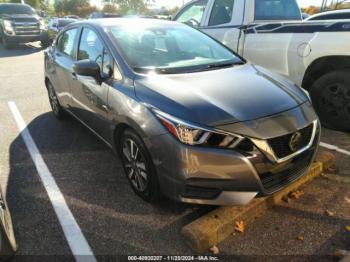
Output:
[
  {"xmin": 0, "ymin": 3, "xmax": 31, "ymax": 6},
  {"xmin": 76, "ymin": 18, "xmax": 182, "ymax": 28},
  {"xmin": 308, "ymin": 9, "xmax": 350, "ymax": 19}
]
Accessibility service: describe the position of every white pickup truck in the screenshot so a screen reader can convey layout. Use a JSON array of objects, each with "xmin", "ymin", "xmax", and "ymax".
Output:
[{"xmin": 174, "ymin": 0, "xmax": 350, "ymax": 131}]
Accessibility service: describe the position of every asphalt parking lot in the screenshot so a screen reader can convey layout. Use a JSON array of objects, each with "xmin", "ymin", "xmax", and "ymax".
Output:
[{"xmin": 0, "ymin": 43, "xmax": 349, "ymax": 261}]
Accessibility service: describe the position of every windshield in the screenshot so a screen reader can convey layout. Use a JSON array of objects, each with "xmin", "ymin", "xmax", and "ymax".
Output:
[
  {"xmin": 108, "ymin": 23, "xmax": 243, "ymax": 74},
  {"xmin": 0, "ymin": 4, "xmax": 35, "ymax": 15}
]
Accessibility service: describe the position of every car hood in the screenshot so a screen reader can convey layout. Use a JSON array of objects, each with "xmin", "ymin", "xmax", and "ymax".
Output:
[
  {"xmin": 1, "ymin": 14, "xmax": 39, "ymax": 22},
  {"xmin": 134, "ymin": 64, "xmax": 309, "ymax": 127}
]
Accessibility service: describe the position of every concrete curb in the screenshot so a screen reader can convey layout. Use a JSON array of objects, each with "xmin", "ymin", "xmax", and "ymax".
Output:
[
  {"xmin": 181, "ymin": 150, "xmax": 335, "ymax": 253},
  {"xmin": 341, "ymin": 254, "xmax": 350, "ymax": 262}
]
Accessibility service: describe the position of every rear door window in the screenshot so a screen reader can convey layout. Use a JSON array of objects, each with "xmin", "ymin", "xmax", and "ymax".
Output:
[
  {"xmin": 255, "ymin": 0, "xmax": 301, "ymax": 20},
  {"xmin": 209, "ymin": 0, "xmax": 235, "ymax": 26}
]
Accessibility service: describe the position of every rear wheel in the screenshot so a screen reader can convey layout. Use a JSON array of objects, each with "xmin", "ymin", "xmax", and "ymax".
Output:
[
  {"xmin": 118, "ymin": 129, "xmax": 161, "ymax": 202},
  {"xmin": 310, "ymin": 70, "xmax": 350, "ymax": 131},
  {"xmin": 47, "ymin": 82, "xmax": 68, "ymax": 120}
]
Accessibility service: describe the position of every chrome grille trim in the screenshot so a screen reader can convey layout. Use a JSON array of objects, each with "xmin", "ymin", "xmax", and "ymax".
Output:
[{"xmin": 250, "ymin": 120, "xmax": 318, "ymax": 163}]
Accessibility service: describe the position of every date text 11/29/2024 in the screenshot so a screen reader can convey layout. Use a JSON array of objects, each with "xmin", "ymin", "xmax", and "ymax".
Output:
[{"xmin": 127, "ymin": 256, "xmax": 219, "ymax": 261}]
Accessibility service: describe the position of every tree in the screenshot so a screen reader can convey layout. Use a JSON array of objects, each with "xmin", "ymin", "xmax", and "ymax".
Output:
[
  {"xmin": 54, "ymin": 0, "xmax": 64, "ymax": 16},
  {"xmin": 302, "ymin": 5, "xmax": 321, "ymax": 15},
  {"xmin": 111, "ymin": 0, "xmax": 149, "ymax": 15},
  {"xmin": 77, "ymin": 4, "xmax": 97, "ymax": 17},
  {"xmin": 102, "ymin": 4, "xmax": 118, "ymax": 13},
  {"xmin": 168, "ymin": 6, "xmax": 180, "ymax": 16},
  {"xmin": 7, "ymin": 0, "xmax": 40, "ymax": 8},
  {"xmin": 54, "ymin": 0, "xmax": 95, "ymax": 17},
  {"xmin": 25, "ymin": 0, "xmax": 40, "ymax": 8}
]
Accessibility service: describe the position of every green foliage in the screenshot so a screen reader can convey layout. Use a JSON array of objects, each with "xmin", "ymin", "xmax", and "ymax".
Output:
[
  {"xmin": 4, "ymin": 0, "xmax": 40, "ymax": 8},
  {"xmin": 102, "ymin": 4, "xmax": 118, "ymax": 13},
  {"xmin": 53, "ymin": 0, "xmax": 95, "ymax": 17},
  {"xmin": 111, "ymin": 0, "xmax": 148, "ymax": 15}
]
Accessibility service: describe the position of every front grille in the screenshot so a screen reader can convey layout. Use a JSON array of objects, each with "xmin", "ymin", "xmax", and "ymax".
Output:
[
  {"xmin": 268, "ymin": 124, "xmax": 314, "ymax": 159},
  {"xmin": 259, "ymin": 149, "xmax": 314, "ymax": 194},
  {"xmin": 13, "ymin": 22, "xmax": 40, "ymax": 36}
]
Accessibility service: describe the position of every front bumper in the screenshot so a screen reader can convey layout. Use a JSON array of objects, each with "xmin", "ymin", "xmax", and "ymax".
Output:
[
  {"xmin": 3, "ymin": 32, "xmax": 48, "ymax": 44},
  {"xmin": 147, "ymin": 102, "xmax": 320, "ymax": 206}
]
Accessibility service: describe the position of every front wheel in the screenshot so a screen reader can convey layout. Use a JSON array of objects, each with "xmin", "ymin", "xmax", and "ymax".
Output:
[
  {"xmin": 2, "ymin": 36, "xmax": 13, "ymax": 49},
  {"xmin": 118, "ymin": 129, "xmax": 161, "ymax": 202},
  {"xmin": 310, "ymin": 70, "xmax": 350, "ymax": 131},
  {"xmin": 41, "ymin": 39, "xmax": 50, "ymax": 48},
  {"xmin": 47, "ymin": 82, "xmax": 68, "ymax": 120}
]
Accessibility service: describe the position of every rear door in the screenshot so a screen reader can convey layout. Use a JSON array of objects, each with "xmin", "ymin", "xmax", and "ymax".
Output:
[{"xmin": 70, "ymin": 26, "xmax": 113, "ymax": 141}]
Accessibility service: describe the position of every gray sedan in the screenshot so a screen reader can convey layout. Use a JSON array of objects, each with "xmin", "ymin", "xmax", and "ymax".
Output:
[{"xmin": 44, "ymin": 18, "xmax": 320, "ymax": 206}]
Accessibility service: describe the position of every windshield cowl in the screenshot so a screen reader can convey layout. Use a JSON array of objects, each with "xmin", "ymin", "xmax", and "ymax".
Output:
[{"xmin": 132, "ymin": 60, "xmax": 245, "ymax": 74}]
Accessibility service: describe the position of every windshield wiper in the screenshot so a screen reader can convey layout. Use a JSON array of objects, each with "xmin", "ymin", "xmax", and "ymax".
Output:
[{"xmin": 206, "ymin": 61, "xmax": 244, "ymax": 69}]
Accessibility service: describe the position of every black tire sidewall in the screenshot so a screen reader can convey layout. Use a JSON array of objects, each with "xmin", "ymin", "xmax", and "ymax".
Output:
[
  {"xmin": 310, "ymin": 70, "xmax": 350, "ymax": 131},
  {"xmin": 2, "ymin": 35, "xmax": 12, "ymax": 50},
  {"xmin": 47, "ymin": 82, "xmax": 67, "ymax": 120},
  {"xmin": 119, "ymin": 129, "xmax": 160, "ymax": 202}
]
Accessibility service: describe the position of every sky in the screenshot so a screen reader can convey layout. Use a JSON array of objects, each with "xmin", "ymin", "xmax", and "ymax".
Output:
[
  {"xmin": 91, "ymin": 0, "xmax": 323, "ymax": 9},
  {"xmin": 151, "ymin": 0, "xmax": 323, "ymax": 8}
]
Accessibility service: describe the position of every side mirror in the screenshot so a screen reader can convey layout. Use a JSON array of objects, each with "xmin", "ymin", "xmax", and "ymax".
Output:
[{"xmin": 73, "ymin": 60, "xmax": 102, "ymax": 84}]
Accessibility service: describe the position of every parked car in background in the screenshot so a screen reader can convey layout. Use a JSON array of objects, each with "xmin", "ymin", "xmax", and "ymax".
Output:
[
  {"xmin": 88, "ymin": 12, "xmax": 121, "ymax": 19},
  {"xmin": 44, "ymin": 19, "xmax": 320, "ymax": 206},
  {"xmin": 48, "ymin": 18, "xmax": 77, "ymax": 42},
  {"xmin": 0, "ymin": 3, "xmax": 49, "ymax": 49},
  {"xmin": 64, "ymin": 15, "xmax": 80, "ymax": 20},
  {"xmin": 174, "ymin": 0, "xmax": 350, "ymax": 131},
  {"xmin": 301, "ymin": 12, "xmax": 309, "ymax": 19},
  {"xmin": 306, "ymin": 9, "xmax": 350, "ymax": 20}
]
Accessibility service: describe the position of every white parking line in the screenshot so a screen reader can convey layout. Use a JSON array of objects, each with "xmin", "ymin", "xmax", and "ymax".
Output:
[
  {"xmin": 8, "ymin": 101, "xmax": 96, "ymax": 262},
  {"xmin": 320, "ymin": 142, "xmax": 350, "ymax": 157}
]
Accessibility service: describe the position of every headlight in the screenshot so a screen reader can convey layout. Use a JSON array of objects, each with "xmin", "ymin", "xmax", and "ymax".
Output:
[
  {"xmin": 301, "ymin": 88, "xmax": 312, "ymax": 102},
  {"xmin": 3, "ymin": 20, "xmax": 13, "ymax": 32},
  {"xmin": 295, "ymin": 84, "xmax": 312, "ymax": 102},
  {"xmin": 40, "ymin": 20, "xmax": 47, "ymax": 30},
  {"xmin": 153, "ymin": 109, "xmax": 245, "ymax": 148}
]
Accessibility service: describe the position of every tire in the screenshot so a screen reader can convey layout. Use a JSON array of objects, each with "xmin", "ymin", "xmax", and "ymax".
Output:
[
  {"xmin": 118, "ymin": 128, "xmax": 161, "ymax": 202},
  {"xmin": 1, "ymin": 36, "xmax": 13, "ymax": 50},
  {"xmin": 0, "ymin": 188, "xmax": 17, "ymax": 260},
  {"xmin": 309, "ymin": 70, "xmax": 350, "ymax": 131},
  {"xmin": 47, "ymin": 81, "xmax": 68, "ymax": 120},
  {"xmin": 41, "ymin": 39, "xmax": 50, "ymax": 48}
]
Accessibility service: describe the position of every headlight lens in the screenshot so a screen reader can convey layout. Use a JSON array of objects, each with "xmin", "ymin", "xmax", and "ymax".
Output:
[
  {"xmin": 153, "ymin": 109, "xmax": 244, "ymax": 148},
  {"xmin": 301, "ymin": 88, "xmax": 312, "ymax": 102},
  {"xmin": 40, "ymin": 20, "xmax": 47, "ymax": 30},
  {"xmin": 295, "ymin": 84, "xmax": 312, "ymax": 102},
  {"xmin": 3, "ymin": 20, "xmax": 13, "ymax": 31}
]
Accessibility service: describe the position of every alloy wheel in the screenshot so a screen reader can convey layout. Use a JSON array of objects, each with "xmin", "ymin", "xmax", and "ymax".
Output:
[
  {"xmin": 48, "ymin": 84, "xmax": 59, "ymax": 115},
  {"xmin": 122, "ymin": 138, "xmax": 149, "ymax": 192}
]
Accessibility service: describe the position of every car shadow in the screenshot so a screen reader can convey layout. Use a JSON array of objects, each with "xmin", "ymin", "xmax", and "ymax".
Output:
[
  {"xmin": 0, "ymin": 42, "xmax": 44, "ymax": 58},
  {"xmin": 6, "ymin": 112, "xmax": 214, "ymax": 255}
]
